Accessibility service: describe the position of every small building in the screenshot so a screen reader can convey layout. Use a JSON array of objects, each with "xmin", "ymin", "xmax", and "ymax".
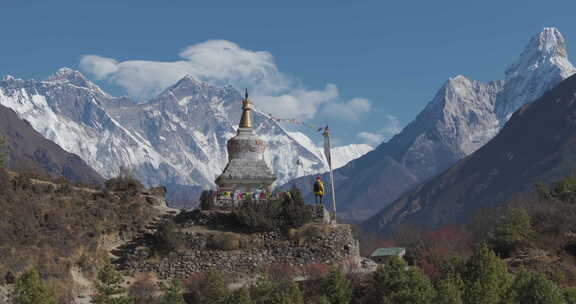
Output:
[{"xmin": 369, "ymin": 247, "xmax": 406, "ymax": 264}]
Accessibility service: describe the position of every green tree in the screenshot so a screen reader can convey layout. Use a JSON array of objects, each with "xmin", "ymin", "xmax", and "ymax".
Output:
[
  {"xmin": 158, "ymin": 280, "xmax": 186, "ymax": 304},
  {"xmin": 281, "ymin": 185, "xmax": 313, "ymax": 230},
  {"xmin": 92, "ymin": 265, "xmax": 133, "ymax": 304},
  {"xmin": 227, "ymin": 288, "xmax": 254, "ymax": 304},
  {"xmin": 321, "ymin": 267, "xmax": 352, "ymax": 304},
  {"xmin": 435, "ymin": 272, "xmax": 464, "ymax": 304},
  {"xmin": 552, "ymin": 176, "xmax": 576, "ymax": 202},
  {"xmin": 367, "ymin": 257, "xmax": 435, "ymax": 304},
  {"xmin": 195, "ymin": 270, "xmax": 229, "ymax": 304},
  {"xmin": 286, "ymin": 282, "xmax": 304, "ymax": 304},
  {"xmin": 491, "ymin": 208, "xmax": 532, "ymax": 256},
  {"xmin": 317, "ymin": 296, "xmax": 331, "ymax": 304},
  {"xmin": 463, "ymin": 244, "xmax": 512, "ymax": 304},
  {"xmin": 153, "ymin": 220, "xmax": 182, "ymax": 255},
  {"xmin": 249, "ymin": 275, "xmax": 278, "ymax": 304},
  {"xmin": 13, "ymin": 269, "xmax": 57, "ymax": 304},
  {"xmin": 507, "ymin": 269, "xmax": 565, "ymax": 304},
  {"xmin": 564, "ymin": 287, "xmax": 576, "ymax": 304}
]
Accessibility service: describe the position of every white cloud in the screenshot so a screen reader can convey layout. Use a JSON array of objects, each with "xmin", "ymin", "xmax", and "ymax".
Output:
[
  {"xmin": 358, "ymin": 132, "xmax": 385, "ymax": 147},
  {"xmin": 79, "ymin": 40, "xmax": 361, "ymax": 121},
  {"xmin": 255, "ymin": 85, "xmax": 338, "ymax": 120},
  {"xmin": 357, "ymin": 115, "xmax": 403, "ymax": 147},
  {"xmin": 322, "ymin": 97, "xmax": 371, "ymax": 121},
  {"xmin": 382, "ymin": 115, "xmax": 402, "ymax": 134}
]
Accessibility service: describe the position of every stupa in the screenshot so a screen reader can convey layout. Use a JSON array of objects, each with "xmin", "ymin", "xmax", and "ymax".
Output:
[{"xmin": 214, "ymin": 90, "xmax": 276, "ymax": 206}]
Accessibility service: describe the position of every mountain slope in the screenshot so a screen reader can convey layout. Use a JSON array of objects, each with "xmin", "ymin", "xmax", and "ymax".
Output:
[
  {"xmin": 0, "ymin": 104, "xmax": 102, "ymax": 184},
  {"xmin": 288, "ymin": 27, "xmax": 576, "ymax": 221},
  {"xmin": 365, "ymin": 73, "xmax": 576, "ymax": 235}
]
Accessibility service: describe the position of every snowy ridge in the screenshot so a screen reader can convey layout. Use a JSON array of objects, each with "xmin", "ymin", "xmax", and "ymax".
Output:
[{"xmin": 0, "ymin": 71, "xmax": 370, "ymax": 200}]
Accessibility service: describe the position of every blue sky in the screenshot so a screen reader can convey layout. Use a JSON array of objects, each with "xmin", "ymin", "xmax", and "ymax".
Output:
[{"xmin": 2, "ymin": 1, "xmax": 576, "ymax": 147}]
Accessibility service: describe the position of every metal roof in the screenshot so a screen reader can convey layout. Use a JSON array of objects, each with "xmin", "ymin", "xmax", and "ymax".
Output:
[{"xmin": 370, "ymin": 247, "xmax": 406, "ymax": 257}]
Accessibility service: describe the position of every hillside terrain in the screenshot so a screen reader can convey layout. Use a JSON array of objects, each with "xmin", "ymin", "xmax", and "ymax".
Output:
[{"xmin": 0, "ymin": 170, "xmax": 166, "ymax": 302}]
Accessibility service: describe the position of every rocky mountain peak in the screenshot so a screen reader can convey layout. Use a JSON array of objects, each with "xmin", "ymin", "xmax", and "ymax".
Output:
[
  {"xmin": 505, "ymin": 27, "xmax": 574, "ymax": 80},
  {"xmin": 45, "ymin": 67, "xmax": 109, "ymax": 96},
  {"xmin": 47, "ymin": 67, "xmax": 89, "ymax": 85}
]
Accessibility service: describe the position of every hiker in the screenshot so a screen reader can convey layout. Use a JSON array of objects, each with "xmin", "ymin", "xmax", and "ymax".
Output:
[{"xmin": 313, "ymin": 176, "xmax": 324, "ymax": 204}]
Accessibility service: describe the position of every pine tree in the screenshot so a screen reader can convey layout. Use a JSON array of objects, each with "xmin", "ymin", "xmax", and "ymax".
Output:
[
  {"xmin": 13, "ymin": 269, "xmax": 57, "ymax": 304},
  {"xmin": 508, "ymin": 270, "xmax": 565, "ymax": 304},
  {"xmin": 367, "ymin": 257, "xmax": 435, "ymax": 304},
  {"xmin": 196, "ymin": 270, "xmax": 229, "ymax": 304},
  {"xmin": 435, "ymin": 272, "xmax": 464, "ymax": 304},
  {"xmin": 249, "ymin": 275, "xmax": 278, "ymax": 304},
  {"xmin": 321, "ymin": 267, "xmax": 352, "ymax": 304},
  {"xmin": 227, "ymin": 288, "xmax": 254, "ymax": 304},
  {"xmin": 158, "ymin": 280, "xmax": 185, "ymax": 304},
  {"xmin": 92, "ymin": 265, "xmax": 133, "ymax": 304},
  {"xmin": 564, "ymin": 287, "xmax": 576, "ymax": 304},
  {"xmin": 491, "ymin": 208, "xmax": 532, "ymax": 256},
  {"xmin": 463, "ymin": 244, "xmax": 512, "ymax": 304},
  {"xmin": 287, "ymin": 282, "xmax": 304, "ymax": 304}
]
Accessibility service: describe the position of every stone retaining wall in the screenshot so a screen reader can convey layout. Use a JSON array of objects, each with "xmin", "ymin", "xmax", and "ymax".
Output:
[{"xmin": 125, "ymin": 224, "xmax": 359, "ymax": 280}]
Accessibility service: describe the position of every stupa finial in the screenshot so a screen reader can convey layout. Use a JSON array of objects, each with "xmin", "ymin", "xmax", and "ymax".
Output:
[{"xmin": 239, "ymin": 89, "xmax": 253, "ymax": 129}]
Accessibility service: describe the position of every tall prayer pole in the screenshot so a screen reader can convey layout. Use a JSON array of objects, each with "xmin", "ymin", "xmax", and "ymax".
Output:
[{"xmin": 322, "ymin": 126, "xmax": 337, "ymax": 224}]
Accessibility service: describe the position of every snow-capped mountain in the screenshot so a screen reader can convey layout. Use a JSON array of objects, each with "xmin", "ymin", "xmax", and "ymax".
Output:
[
  {"xmin": 496, "ymin": 27, "xmax": 576, "ymax": 121},
  {"xmin": 0, "ymin": 70, "xmax": 370, "ymax": 205},
  {"xmin": 287, "ymin": 27, "xmax": 576, "ymax": 222}
]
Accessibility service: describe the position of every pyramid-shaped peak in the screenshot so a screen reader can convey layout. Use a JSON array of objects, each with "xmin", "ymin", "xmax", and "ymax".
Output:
[
  {"xmin": 447, "ymin": 74, "xmax": 470, "ymax": 83},
  {"xmin": 505, "ymin": 27, "xmax": 574, "ymax": 80},
  {"xmin": 530, "ymin": 27, "xmax": 567, "ymax": 57},
  {"xmin": 47, "ymin": 67, "xmax": 90, "ymax": 85},
  {"xmin": 45, "ymin": 67, "xmax": 110, "ymax": 96}
]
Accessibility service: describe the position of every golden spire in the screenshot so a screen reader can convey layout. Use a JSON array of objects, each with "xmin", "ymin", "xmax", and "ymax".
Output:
[{"xmin": 239, "ymin": 88, "xmax": 253, "ymax": 129}]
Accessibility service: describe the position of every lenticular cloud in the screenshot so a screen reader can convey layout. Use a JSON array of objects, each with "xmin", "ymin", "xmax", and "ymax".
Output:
[{"xmin": 79, "ymin": 40, "xmax": 369, "ymax": 121}]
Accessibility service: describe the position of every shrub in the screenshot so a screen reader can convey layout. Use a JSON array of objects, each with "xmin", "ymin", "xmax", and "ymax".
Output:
[
  {"xmin": 105, "ymin": 167, "xmax": 143, "ymax": 193},
  {"xmin": 231, "ymin": 185, "xmax": 313, "ymax": 233},
  {"xmin": 152, "ymin": 220, "xmax": 184, "ymax": 255},
  {"xmin": 13, "ymin": 269, "xmax": 57, "ymax": 304}
]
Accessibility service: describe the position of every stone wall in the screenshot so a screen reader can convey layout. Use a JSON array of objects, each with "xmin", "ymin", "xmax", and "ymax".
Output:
[{"xmin": 124, "ymin": 224, "xmax": 359, "ymax": 280}]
